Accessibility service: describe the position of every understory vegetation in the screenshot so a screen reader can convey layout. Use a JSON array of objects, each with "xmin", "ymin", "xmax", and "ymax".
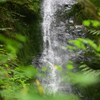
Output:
[
  {"xmin": 0, "ymin": 0, "xmax": 100, "ymax": 100},
  {"xmin": 65, "ymin": 0, "xmax": 100, "ymax": 99},
  {"xmin": 0, "ymin": 0, "xmax": 43, "ymax": 100}
]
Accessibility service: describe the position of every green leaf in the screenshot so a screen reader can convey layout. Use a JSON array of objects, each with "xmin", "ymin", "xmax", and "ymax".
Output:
[
  {"xmin": 57, "ymin": 65, "xmax": 62, "ymax": 70},
  {"xmin": 82, "ymin": 67, "xmax": 89, "ymax": 71},
  {"xmin": 62, "ymin": 46, "xmax": 67, "ymax": 50},
  {"xmin": 4, "ymin": 64, "xmax": 9, "ymax": 67},
  {"xmin": 16, "ymin": 34, "xmax": 26, "ymax": 42},
  {"xmin": 91, "ymin": 20, "xmax": 100, "ymax": 27},
  {"xmin": 67, "ymin": 46, "xmax": 76, "ymax": 50},
  {"xmin": 69, "ymin": 60, "xmax": 73, "ymax": 64},
  {"xmin": 83, "ymin": 20, "xmax": 90, "ymax": 26},
  {"xmin": 98, "ymin": 12, "xmax": 100, "ymax": 16},
  {"xmin": 79, "ymin": 64, "xmax": 86, "ymax": 68},
  {"xmin": 66, "ymin": 64, "xmax": 73, "ymax": 70},
  {"xmin": 97, "ymin": 44, "xmax": 100, "ymax": 52},
  {"xmin": 42, "ymin": 66, "xmax": 47, "ymax": 71}
]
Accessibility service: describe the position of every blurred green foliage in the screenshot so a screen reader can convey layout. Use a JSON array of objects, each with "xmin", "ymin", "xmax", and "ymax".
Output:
[
  {"xmin": 0, "ymin": 0, "xmax": 43, "ymax": 100},
  {"xmin": 63, "ymin": 0, "xmax": 100, "ymax": 99},
  {"xmin": 0, "ymin": 0, "xmax": 43, "ymax": 65},
  {"xmin": 0, "ymin": 34, "xmax": 80, "ymax": 99}
]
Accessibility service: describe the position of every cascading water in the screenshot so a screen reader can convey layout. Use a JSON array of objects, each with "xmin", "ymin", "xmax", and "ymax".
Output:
[{"xmin": 33, "ymin": 0, "xmax": 85, "ymax": 94}]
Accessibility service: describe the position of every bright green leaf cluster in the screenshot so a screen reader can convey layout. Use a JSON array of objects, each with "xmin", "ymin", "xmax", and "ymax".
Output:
[{"xmin": 83, "ymin": 20, "xmax": 100, "ymax": 27}]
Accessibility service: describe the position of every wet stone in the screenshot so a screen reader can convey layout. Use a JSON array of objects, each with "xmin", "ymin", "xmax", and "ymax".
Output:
[
  {"xmin": 69, "ymin": 19, "xmax": 74, "ymax": 24},
  {"xmin": 70, "ymin": 26, "xmax": 75, "ymax": 30},
  {"xmin": 59, "ymin": 21, "xmax": 65, "ymax": 26},
  {"xmin": 65, "ymin": 20, "xmax": 68, "ymax": 24}
]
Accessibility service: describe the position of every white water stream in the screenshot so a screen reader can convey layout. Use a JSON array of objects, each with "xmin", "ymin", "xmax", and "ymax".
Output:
[
  {"xmin": 35, "ymin": 0, "xmax": 84, "ymax": 94},
  {"xmin": 40, "ymin": 0, "xmax": 76, "ymax": 94}
]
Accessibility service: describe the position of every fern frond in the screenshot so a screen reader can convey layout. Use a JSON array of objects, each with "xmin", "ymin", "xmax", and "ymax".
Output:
[
  {"xmin": 80, "ymin": 64, "xmax": 100, "ymax": 76},
  {"xmin": 88, "ymin": 29, "xmax": 100, "ymax": 36}
]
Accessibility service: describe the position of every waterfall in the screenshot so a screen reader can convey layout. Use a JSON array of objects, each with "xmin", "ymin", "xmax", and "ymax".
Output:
[{"xmin": 33, "ymin": 0, "xmax": 85, "ymax": 94}]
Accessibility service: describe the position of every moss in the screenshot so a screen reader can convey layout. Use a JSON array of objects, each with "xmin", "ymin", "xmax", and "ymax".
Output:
[
  {"xmin": 0, "ymin": 0, "xmax": 43, "ymax": 65},
  {"xmin": 17, "ymin": 13, "xmax": 43, "ymax": 65}
]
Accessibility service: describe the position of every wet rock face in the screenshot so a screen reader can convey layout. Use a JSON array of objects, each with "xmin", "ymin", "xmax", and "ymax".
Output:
[
  {"xmin": 32, "ymin": 0, "xmax": 86, "ymax": 95},
  {"xmin": 32, "ymin": 53, "xmax": 42, "ymax": 68},
  {"xmin": 54, "ymin": 3, "xmax": 85, "ymax": 60},
  {"xmin": 33, "ymin": 1, "xmax": 86, "ymax": 72}
]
